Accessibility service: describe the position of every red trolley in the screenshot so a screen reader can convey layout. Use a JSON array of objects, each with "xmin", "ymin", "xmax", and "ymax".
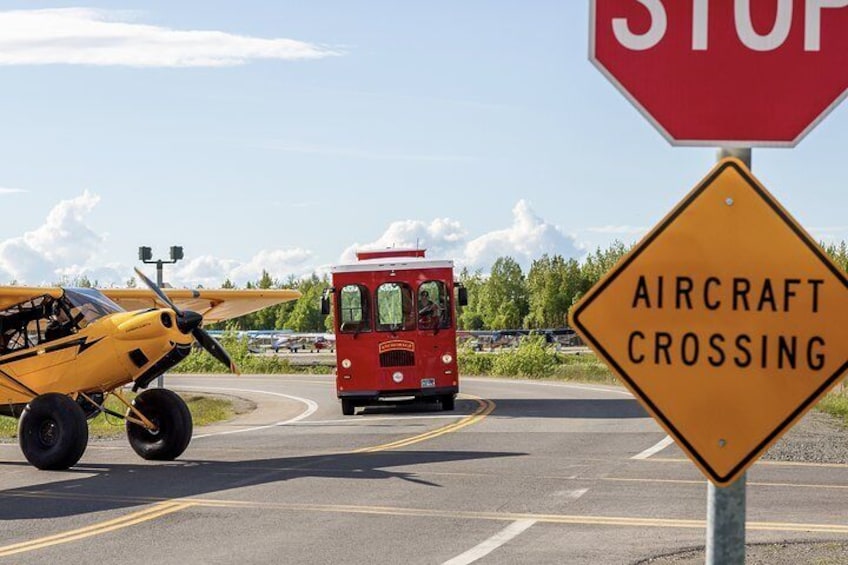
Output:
[{"xmin": 322, "ymin": 249, "xmax": 466, "ymax": 415}]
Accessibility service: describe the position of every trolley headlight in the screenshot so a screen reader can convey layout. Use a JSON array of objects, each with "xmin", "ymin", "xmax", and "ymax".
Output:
[
  {"xmin": 442, "ymin": 354, "xmax": 453, "ymax": 364},
  {"xmin": 341, "ymin": 358, "xmax": 352, "ymax": 369},
  {"xmin": 392, "ymin": 371, "xmax": 404, "ymax": 383}
]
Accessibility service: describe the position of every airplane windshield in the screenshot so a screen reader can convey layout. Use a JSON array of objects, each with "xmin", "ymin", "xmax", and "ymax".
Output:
[{"xmin": 63, "ymin": 288, "xmax": 124, "ymax": 327}]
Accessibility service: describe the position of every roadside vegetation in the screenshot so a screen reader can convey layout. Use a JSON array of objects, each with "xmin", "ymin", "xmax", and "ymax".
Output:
[
  {"xmin": 0, "ymin": 393, "xmax": 235, "ymax": 440},
  {"xmin": 818, "ymin": 387, "xmax": 848, "ymax": 426},
  {"xmin": 459, "ymin": 335, "xmax": 616, "ymax": 385},
  {"xmin": 171, "ymin": 332, "xmax": 333, "ymax": 374}
]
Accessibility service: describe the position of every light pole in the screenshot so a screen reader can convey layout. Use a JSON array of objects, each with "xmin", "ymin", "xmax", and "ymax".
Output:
[
  {"xmin": 138, "ymin": 245, "xmax": 184, "ymax": 288},
  {"xmin": 138, "ymin": 245, "xmax": 184, "ymax": 387}
]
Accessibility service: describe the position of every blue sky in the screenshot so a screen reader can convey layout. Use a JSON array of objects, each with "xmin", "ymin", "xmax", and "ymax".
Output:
[{"xmin": 0, "ymin": 2, "xmax": 846, "ymax": 287}]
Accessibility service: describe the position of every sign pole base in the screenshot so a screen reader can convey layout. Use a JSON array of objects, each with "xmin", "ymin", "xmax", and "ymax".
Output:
[{"xmin": 706, "ymin": 472, "xmax": 746, "ymax": 564}]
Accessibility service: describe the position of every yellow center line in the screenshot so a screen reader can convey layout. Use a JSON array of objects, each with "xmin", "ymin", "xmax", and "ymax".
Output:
[
  {"xmin": 108, "ymin": 498, "xmax": 848, "ymax": 535},
  {"xmin": 0, "ymin": 501, "xmax": 195, "ymax": 557},
  {"xmin": 6, "ymin": 491, "xmax": 848, "ymax": 535},
  {"xmin": 0, "ymin": 392, "xmax": 495, "ymax": 556},
  {"xmin": 351, "ymin": 394, "xmax": 495, "ymax": 453}
]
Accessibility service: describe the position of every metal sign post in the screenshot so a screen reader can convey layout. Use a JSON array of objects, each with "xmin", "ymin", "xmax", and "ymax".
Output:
[
  {"xmin": 707, "ymin": 472, "xmax": 746, "ymax": 564},
  {"xmin": 706, "ymin": 147, "xmax": 750, "ymax": 565}
]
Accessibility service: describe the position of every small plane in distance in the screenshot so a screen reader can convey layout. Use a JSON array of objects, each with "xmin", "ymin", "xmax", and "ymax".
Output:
[
  {"xmin": 0, "ymin": 268, "xmax": 300, "ymax": 471},
  {"xmin": 271, "ymin": 332, "xmax": 335, "ymax": 353}
]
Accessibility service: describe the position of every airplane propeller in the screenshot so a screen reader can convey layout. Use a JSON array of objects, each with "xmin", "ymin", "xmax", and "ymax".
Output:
[{"xmin": 134, "ymin": 267, "xmax": 240, "ymax": 374}]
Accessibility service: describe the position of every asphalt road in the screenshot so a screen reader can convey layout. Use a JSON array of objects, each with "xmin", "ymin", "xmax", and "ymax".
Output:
[{"xmin": 1, "ymin": 375, "xmax": 847, "ymax": 564}]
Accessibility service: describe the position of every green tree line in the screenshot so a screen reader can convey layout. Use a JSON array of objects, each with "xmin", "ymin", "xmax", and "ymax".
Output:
[
  {"xmin": 456, "ymin": 242, "xmax": 630, "ymax": 330},
  {"xmin": 211, "ymin": 243, "xmax": 633, "ymax": 332},
  {"xmin": 458, "ymin": 240, "xmax": 848, "ymax": 331},
  {"xmin": 209, "ymin": 271, "xmax": 333, "ymax": 333},
  {"xmin": 63, "ymin": 239, "xmax": 847, "ymax": 333}
]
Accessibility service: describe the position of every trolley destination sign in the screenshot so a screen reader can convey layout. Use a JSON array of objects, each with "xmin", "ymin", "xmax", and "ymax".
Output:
[{"xmin": 571, "ymin": 158, "xmax": 848, "ymax": 485}]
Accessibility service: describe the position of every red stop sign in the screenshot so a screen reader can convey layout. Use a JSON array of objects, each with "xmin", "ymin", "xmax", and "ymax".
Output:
[{"xmin": 591, "ymin": 0, "xmax": 848, "ymax": 146}]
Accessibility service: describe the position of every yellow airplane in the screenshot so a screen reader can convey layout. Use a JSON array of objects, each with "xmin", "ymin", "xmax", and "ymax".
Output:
[{"xmin": 0, "ymin": 268, "xmax": 300, "ymax": 471}]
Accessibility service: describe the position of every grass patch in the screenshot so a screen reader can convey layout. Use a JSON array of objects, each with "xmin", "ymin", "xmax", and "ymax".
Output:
[
  {"xmin": 0, "ymin": 392, "xmax": 239, "ymax": 440},
  {"xmin": 550, "ymin": 354, "xmax": 619, "ymax": 385},
  {"xmin": 458, "ymin": 337, "xmax": 618, "ymax": 385},
  {"xmin": 817, "ymin": 386, "xmax": 848, "ymax": 425}
]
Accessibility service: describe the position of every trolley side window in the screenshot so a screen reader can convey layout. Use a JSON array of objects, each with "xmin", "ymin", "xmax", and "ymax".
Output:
[
  {"xmin": 339, "ymin": 284, "xmax": 371, "ymax": 333},
  {"xmin": 376, "ymin": 282, "xmax": 415, "ymax": 332},
  {"xmin": 418, "ymin": 280, "xmax": 451, "ymax": 330}
]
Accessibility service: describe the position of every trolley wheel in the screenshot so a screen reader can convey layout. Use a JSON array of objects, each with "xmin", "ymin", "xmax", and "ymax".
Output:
[
  {"xmin": 126, "ymin": 388, "xmax": 192, "ymax": 461},
  {"xmin": 341, "ymin": 398, "xmax": 356, "ymax": 416},
  {"xmin": 18, "ymin": 393, "xmax": 88, "ymax": 470},
  {"xmin": 441, "ymin": 394, "xmax": 455, "ymax": 411}
]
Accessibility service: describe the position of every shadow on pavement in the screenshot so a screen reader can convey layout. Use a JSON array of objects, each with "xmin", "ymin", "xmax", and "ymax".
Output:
[
  {"xmin": 0, "ymin": 449, "xmax": 523, "ymax": 521},
  {"xmin": 487, "ymin": 398, "xmax": 648, "ymax": 419}
]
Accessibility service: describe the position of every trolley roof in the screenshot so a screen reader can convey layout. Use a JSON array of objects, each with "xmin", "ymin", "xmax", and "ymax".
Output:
[
  {"xmin": 331, "ymin": 257, "xmax": 453, "ymax": 274},
  {"xmin": 332, "ymin": 248, "xmax": 453, "ymax": 274}
]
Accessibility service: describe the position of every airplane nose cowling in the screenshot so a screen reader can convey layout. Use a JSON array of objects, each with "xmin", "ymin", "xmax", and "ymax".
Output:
[
  {"xmin": 177, "ymin": 310, "xmax": 203, "ymax": 334},
  {"xmin": 115, "ymin": 310, "xmax": 185, "ymax": 342},
  {"xmin": 133, "ymin": 266, "xmax": 239, "ymax": 374}
]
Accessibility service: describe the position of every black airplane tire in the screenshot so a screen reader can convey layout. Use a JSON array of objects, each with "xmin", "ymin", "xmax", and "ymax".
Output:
[
  {"xmin": 126, "ymin": 388, "xmax": 193, "ymax": 461},
  {"xmin": 18, "ymin": 393, "xmax": 89, "ymax": 470},
  {"xmin": 441, "ymin": 395, "xmax": 455, "ymax": 411},
  {"xmin": 341, "ymin": 398, "xmax": 356, "ymax": 416}
]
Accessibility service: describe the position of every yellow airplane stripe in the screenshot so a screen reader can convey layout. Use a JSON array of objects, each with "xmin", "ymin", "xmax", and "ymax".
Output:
[
  {"xmin": 350, "ymin": 395, "xmax": 495, "ymax": 453},
  {"xmin": 0, "ymin": 501, "xmax": 194, "ymax": 557}
]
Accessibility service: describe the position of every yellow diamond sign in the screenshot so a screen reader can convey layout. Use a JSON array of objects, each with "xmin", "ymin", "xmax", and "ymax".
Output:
[{"xmin": 571, "ymin": 158, "xmax": 848, "ymax": 486}]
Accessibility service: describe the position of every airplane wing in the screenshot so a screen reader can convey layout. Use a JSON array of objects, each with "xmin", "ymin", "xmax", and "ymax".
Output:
[
  {"xmin": 102, "ymin": 288, "xmax": 302, "ymax": 324},
  {"xmin": 0, "ymin": 287, "xmax": 64, "ymax": 311}
]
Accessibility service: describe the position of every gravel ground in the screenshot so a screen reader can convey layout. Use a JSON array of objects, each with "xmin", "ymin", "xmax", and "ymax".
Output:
[
  {"xmin": 636, "ymin": 541, "xmax": 848, "ymax": 564},
  {"xmin": 764, "ymin": 409, "xmax": 848, "ymax": 464}
]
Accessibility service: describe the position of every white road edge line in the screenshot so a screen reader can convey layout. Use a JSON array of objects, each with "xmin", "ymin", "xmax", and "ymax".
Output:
[
  {"xmin": 442, "ymin": 519, "xmax": 537, "ymax": 565},
  {"xmin": 632, "ymin": 435, "xmax": 674, "ymax": 460},
  {"xmin": 175, "ymin": 386, "xmax": 319, "ymax": 439}
]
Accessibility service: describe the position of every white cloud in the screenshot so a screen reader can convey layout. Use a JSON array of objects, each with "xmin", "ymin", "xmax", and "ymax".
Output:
[
  {"xmin": 341, "ymin": 217, "xmax": 468, "ymax": 264},
  {"xmin": 173, "ymin": 248, "xmax": 315, "ymax": 288},
  {"xmin": 463, "ymin": 201, "xmax": 582, "ymax": 269},
  {"xmin": 343, "ymin": 200, "xmax": 582, "ymax": 272},
  {"xmin": 55, "ymin": 264, "xmax": 129, "ymax": 287},
  {"xmin": 0, "ymin": 8, "xmax": 340, "ymax": 67},
  {"xmin": 0, "ymin": 191, "xmax": 317, "ymax": 287},
  {"xmin": 0, "ymin": 191, "xmax": 104, "ymax": 284},
  {"xmin": 0, "ymin": 187, "xmax": 26, "ymax": 194}
]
